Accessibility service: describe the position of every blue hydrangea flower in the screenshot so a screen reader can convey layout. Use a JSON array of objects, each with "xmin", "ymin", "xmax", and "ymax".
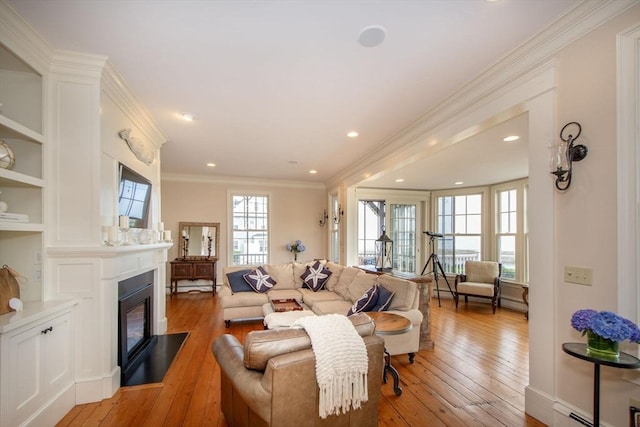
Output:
[
  {"xmin": 590, "ymin": 311, "xmax": 627, "ymax": 341},
  {"xmin": 286, "ymin": 240, "xmax": 305, "ymax": 253},
  {"xmin": 571, "ymin": 309, "xmax": 597, "ymax": 333},
  {"xmin": 571, "ymin": 308, "xmax": 640, "ymax": 343},
  {"xmin": 622, "ymin": 318, "xmax": 640, "ymax": 343}
]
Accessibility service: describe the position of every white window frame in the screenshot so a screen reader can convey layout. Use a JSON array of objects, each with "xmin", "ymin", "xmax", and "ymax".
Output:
[
  {"xmin": 353, "ymin": 188, "xmax": 429, "ymax": 274},
  {"xmin": 492, "ymin": 179, "xmax": 528, "ymax": 284},
  {"xmin": 229, "ymin": 192, "xmax": 270, "ymax": 266},
  {"xmin": 432, "ymin": 187, "xmax": 490, "ymax": 275}
]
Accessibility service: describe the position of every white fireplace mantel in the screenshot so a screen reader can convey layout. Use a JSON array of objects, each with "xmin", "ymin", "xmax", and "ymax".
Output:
[
  {"xmin": 48, "ymin": 242, "xmax": 173, "ymax": 257},
  {"xmin": 47, "ymin": 242, "xmax": 172, "ymax": 403}
]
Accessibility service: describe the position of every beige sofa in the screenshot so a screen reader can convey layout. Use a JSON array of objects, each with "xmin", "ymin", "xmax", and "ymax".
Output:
[
  {"xmin": 219, "ymin": 261, "xmax": 423, "ymax": 362},
  {"xmin": 212, "ymin": 313, "xmax": 384, "ymax": 427}
]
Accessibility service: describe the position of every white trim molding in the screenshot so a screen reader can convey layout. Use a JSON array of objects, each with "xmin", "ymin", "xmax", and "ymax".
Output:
[{"xmin": 617, "ymin": 23, "xmax": 640, "ymax": 383}]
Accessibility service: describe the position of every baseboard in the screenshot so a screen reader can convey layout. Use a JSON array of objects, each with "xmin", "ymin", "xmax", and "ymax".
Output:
[
  {"xmin": 500, "ymin": 298, "xmax": 527, "ymax": 313},
  {"xmin": 25, "ymin": 383, "xmax": 75, "ymax": 427},
  {"xmin": 525, "ymin": 385, "xmax": 555, "ymax": 426},
  {"xmin": 75, "ymin": 368, "xmax": 120, "ymax": 404},
  {"xmin": 158, "ymin": 315, "xmax": 168, "ymax": 335},
  {"xmin": 553, "ymin": 401, "xmax": 595, "ymax": 427},
  {"xmin": 429, "ymin": 290, "xmax": 527, "ymax": 313}
]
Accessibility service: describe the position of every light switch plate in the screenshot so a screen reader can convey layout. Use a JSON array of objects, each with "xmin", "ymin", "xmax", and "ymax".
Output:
[{"xmin": 564, "ymin": 266, "xmax": 593, "ymax": 285}]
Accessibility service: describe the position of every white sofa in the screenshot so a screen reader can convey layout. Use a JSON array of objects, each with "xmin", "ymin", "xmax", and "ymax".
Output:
[{"xmin": 219, "ymin": 261, "xmax": 423, "ymax": 362}]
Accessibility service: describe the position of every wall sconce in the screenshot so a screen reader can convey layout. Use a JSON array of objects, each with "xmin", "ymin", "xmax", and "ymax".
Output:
[
  {"xmin": 333, "ymin": 204, "xmax": 344, "ymax": 224},
  {"xmin": 375, "ymin": 227, "xmax": 393, "ymax": 271},
  {"xmin": 550, "ymin": 121, "xmax": 588, "ymax": 191},
  {"xmin": 319, "ymin": 209, "xmax": 328, "ymax": 227}
]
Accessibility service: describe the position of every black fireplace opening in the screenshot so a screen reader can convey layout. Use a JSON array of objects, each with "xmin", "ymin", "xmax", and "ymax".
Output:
[{"xmin": 118, "ymin": 270, "xmax": 157, "ymax": 383}]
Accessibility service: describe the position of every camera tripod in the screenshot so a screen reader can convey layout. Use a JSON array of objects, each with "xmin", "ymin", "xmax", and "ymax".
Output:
[{"xmin": 420, "ymin": 233, "xmax": 456, "ymax": 307}]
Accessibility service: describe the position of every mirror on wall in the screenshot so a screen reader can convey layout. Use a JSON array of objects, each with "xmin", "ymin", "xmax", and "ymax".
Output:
[{"xmin": 178, "ymin": 222, "xmax": 219, "ymax": 260}]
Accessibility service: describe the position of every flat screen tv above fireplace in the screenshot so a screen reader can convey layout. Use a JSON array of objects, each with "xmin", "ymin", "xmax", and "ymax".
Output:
[{"xmin": 118, "ymin": 163, "xmax": 152, "ymax": 229}]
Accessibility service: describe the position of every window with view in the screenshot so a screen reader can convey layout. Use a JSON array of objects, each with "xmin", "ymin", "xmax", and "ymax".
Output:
[
  {"xmin": 390, "ymin": 204, "xmax": 416, "ymax": 273},
  {"xmin": 436, "ymin": 194, "xmax": 482, "ymax": 274},
  {"xmin": 497, "ymin": 189, "xmax": 517, "ymax": 280},
  {"xmin": 356, "ymin": 192, "xmax": 421, "ymax": 273},
  {"xmin": 232, "ymin": 195, "xmax": 268, "ymax": 265},
  {"xmin": 494, "ymin": 182, "xmax": 528, "ymax": 283},
  {"xmin": 357, "ymin": 200, "xmax": 385, "ymax": 266}
]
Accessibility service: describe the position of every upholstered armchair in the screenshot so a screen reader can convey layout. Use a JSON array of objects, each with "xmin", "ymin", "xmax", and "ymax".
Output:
[
  {"xmin": 454, "ymin": 261, "xmax": 502, "ymax": 314},
  {"xmin": 212, "ymin": 313, "xmax": 384, "ymax": 427}
]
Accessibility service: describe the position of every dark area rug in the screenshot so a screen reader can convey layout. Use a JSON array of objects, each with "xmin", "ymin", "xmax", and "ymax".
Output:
[{"xmin": 122, "ymin": 332, "xmax": 188, "ymax": 387}]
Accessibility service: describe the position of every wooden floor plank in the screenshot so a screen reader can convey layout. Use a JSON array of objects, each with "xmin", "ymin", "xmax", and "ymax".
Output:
[{"xmin": 56, "ymin": 292, "xmax": 544, "ymax": 426}]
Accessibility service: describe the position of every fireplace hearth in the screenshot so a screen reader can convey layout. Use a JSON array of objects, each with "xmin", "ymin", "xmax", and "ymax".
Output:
[{"xmin": 118, "ymin": 270, "xmax": 156, "ymax": 384}]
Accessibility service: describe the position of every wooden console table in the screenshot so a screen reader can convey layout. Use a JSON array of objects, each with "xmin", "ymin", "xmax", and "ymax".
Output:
[
  {"xmin": 356, "ymin": 266, "xmax": 434, "ymax": 350},
  {"xmin": 170, "ymin": 259, "xmax": 217, "ymax": 295}
]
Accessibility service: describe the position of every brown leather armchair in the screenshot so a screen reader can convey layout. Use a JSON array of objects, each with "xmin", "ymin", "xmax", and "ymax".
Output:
[{"xmin": 212, "ymin": 313, "xmax": 384, "ymax": 427}]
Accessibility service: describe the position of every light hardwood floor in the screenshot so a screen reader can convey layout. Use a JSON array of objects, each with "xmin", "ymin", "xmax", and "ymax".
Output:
[{"xmin": 57, "ymin": 293, "xmax": 545, "ymax": 426}]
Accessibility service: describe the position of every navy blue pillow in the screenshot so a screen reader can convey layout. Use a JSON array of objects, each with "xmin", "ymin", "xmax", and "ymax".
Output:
[
  {"xmin": 371, "ymin": 285, "xmax": 394, "ymax": 311},
  {"xmin": 300, "ymin": 260, "xmax": 332, "ymax": 292},
  {"xmin": 347, "ymin": 286, "xmax": 379, "ymax": 316},
  {"xmin": 243, "ymin": 266, "xmax": 277, "ymax": 293},
  {"xmin": 226, "ymin": 269, "xmax": 254, "ymax": 293}
]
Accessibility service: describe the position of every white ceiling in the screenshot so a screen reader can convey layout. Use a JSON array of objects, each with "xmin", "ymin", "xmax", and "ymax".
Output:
[{"xmin": 8, "ymin": 0, "xmax": 576, "ymax": 189}]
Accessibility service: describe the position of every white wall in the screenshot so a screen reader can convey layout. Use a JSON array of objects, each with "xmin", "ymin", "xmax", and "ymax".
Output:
[
  {"xmin": 552, "ymin": 8, "xmax": 640, "ymax": 427},
  {"xmin": 161, "ymin": 176, "xmax": 327, "ymax": 288}
]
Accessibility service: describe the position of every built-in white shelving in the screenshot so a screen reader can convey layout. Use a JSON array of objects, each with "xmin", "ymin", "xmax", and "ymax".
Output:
[{"xmin": 0, "ymin": 41, "xmax": 45, "ymax": 299}]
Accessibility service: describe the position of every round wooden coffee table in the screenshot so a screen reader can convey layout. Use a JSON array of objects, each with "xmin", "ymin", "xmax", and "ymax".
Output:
[{"xmin": 366, "ymin": 312, "xmax": 412, "ymax": 396}]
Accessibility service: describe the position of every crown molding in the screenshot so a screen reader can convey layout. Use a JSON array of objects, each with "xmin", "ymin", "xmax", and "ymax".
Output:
[
  {"xmin": 0, "ymin": 0, "xmax": 52, "ymax": 74},
  {"xmin": 355, "ymin": 187, "xmax": 431, "ymax": 201},
  {"xmin": 162, "ymin": 172, "xmax": 326, "ymax": 190},
  {"xmin": 326, "ymin": 0, "xmax": 638, "ymax": 190},
  {"xmin": 101, "ymin": 61, "xmax": 167, "ymax": 150},
  {"xmin": 50, "ymin": 50, "xmax": 107, "ymax": 79}
]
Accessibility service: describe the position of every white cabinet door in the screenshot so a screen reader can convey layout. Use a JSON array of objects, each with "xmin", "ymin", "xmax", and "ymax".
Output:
[
  {"xmin": 1, "ymin": 311, "xmax": 73, "ymax": 427},
  {"xmin": 7, "ymin": 323, "xmax": 42, "ymax": 426},
  {"xmin": 42, "ymin": 313, "xmax": 73, "ymax": 396}
]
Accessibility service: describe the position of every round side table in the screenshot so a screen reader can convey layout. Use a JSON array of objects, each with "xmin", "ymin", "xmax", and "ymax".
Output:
[
  {"xmin": 366, "ymin": 312, "xmax": 412, "ymax": 396},
  {"xmin": 562, "ymin": 342, "xmax": 640, "ymax": 427}
]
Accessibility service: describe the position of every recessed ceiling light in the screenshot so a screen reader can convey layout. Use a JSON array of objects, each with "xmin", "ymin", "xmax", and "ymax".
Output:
[
  {"xmin": 347, "ymin": 131, "xmax": 359, "ymax": 138},
  {"xmin": 455, "ymin": 181, "xmax": 464, "ymax": 185},
  {"xmin": 395, "ymin": 178, "xmax": 404, "ymax": 183},
  {"xmin": 206, "ymin": 162, "xmax": 216, "ymax": 167},
  {"xmin": 358, "ymin": 25, "xmax": 387, "ymax": 48},
  {"xmin": 180, "ymin": 112, "xmax": 195, "ymax": 122},
  {"xmin": 503, "ymin": 135, "xmax": 520, "ymax": 142},
  {"xmin": 309, "ymin": 170, "xmax": 317, "ymax": 174}
]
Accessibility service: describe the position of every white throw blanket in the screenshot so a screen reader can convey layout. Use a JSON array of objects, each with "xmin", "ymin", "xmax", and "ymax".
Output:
[{"xmin": 291, "ymin": 314, "xmax": 369, "ymax": 419}]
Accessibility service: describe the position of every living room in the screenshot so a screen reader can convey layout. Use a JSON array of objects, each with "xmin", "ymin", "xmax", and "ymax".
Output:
[{"xmin": 0, "ymin": 1, "xmax": 639, "ymax": 427}]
